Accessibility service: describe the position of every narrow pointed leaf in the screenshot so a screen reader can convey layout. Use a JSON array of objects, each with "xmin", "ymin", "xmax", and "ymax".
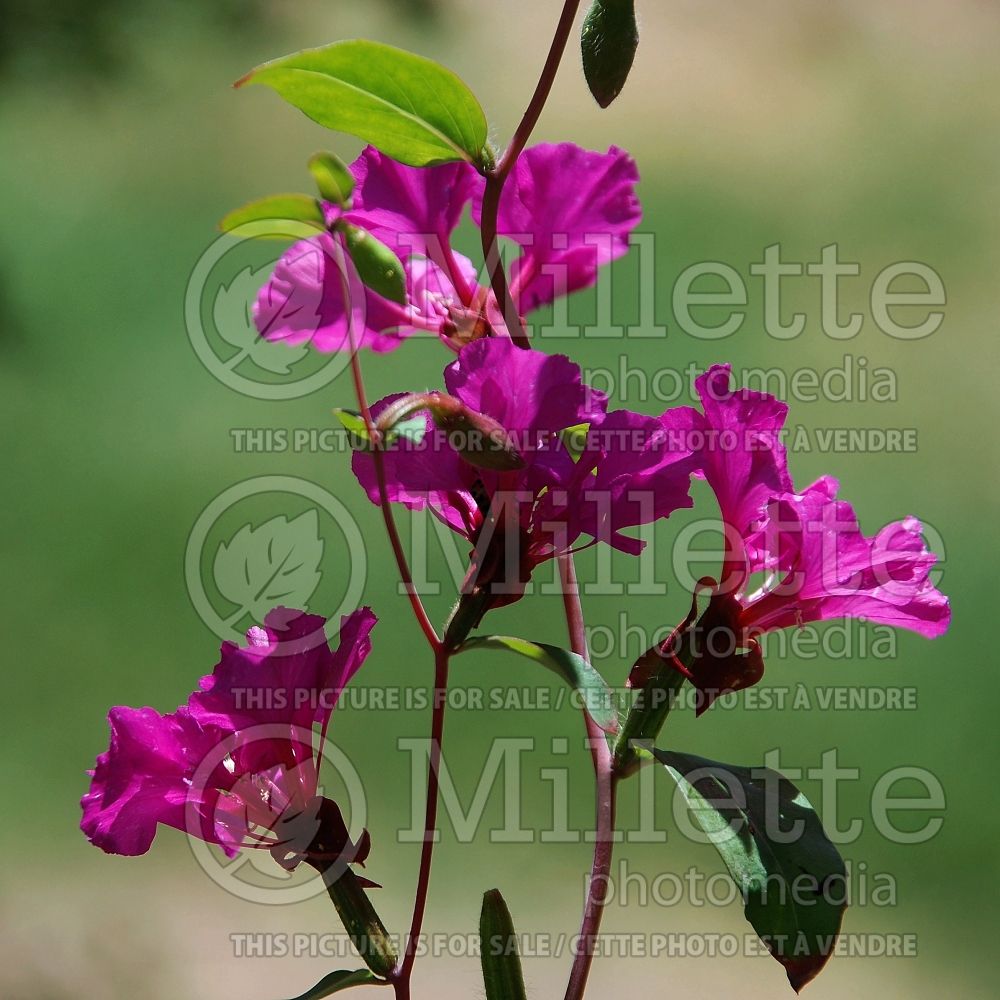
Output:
[
  {"xmin": 220, "ymin": 193, "xmax": 325, "ymax": 237},
  {"xmin": 581, "ymin": 0, "xmax": 639, "ymax": 108},
  {"xmin": 458, "ymin": 636, "xmax": 618, "ymax": 733},
  {"xmin": 480, "ymin": 889, "xmax": 527, "ymax": 1000},
  {"xmin": 281, "ymin": 968, "xmax": 382, "ymax": 1000},
  {"xmin": 559, "ymin": 422, "xmax": 591, "ymax": 461},
  {"xmin": 653, "ymin": 750, "xmax": 846, "ymax": 992},
  {"xmin": 237, "ymin": 40, "xmax": 489, "ymax": 167},
  {"xmin": 341, "ymin": 223, "xmax": 407, "ymax": 305},
  {"xmin": 334, "ymin": 408, "xmax": 426, "ymax": 450},
  {"xmin": 333, "ymin": 408, "xmax": 371, "ymax": 446}
]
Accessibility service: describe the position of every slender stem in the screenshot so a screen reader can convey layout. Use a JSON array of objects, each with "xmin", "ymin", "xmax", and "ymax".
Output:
[
  {"xmin": 497, "ymin": 0, "xmax": 584, "ymax": 182},
  {"xmin": 333, "ymin": 230, "xmax": 447, "ymax": 995},
  {"xmin": 337, "ymin": 235, "xmax": 441, "ymax": 652},
  {"xmin": 397, "ymin": 644, "xmax": 451, "ymax": 992},
  {"xmin": 480, "ymin": 0, "xmax": 583, "ymax": 348},
  {"xmin": 558, "ymin": 553, "xmax": 617, "ymax": 1000}
]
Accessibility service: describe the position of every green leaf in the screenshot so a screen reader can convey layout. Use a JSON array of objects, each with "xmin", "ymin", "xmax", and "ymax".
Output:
[
  {"xmin": 480, "ymin": 889, "xmax": 527, "ymax": 1000},
  {"xmin": 558, "ymin": 422, "xmax": 591, "ymax": 461},
  {"xmin": 340, "ymin": 223, "xmax": 407, "ymax": 305},
  {"xmin": 220, "ymin": 193, "xmax": 325, "ymax": 238},
  {"xmin": 237, "ymin": 39, "xmax": 489, "ymax": 167},
  {"xmin": 333, "ymin": 408, "xmax": 371, "ymax": 445},
  {"xmin": 458, "ymin": 636, "xmax": 618, "ymax": 734},
  {"xmin": 653, "ymin": 750, "xmax": 847, "ymax": 992},
  {"xmin": 281, "ymin": 969, "xmax": 382, "ymax": 1000},
  {"xmin": 309, "ymin": 151, "xmax": 356, "ymax": 206},
  {"xmin": 581, "ymin": 0, "xmax": 639, "ymax": 108},
  {"xmin": 333, "ymin": 408, "xmax": 426, "ymax": 449}
]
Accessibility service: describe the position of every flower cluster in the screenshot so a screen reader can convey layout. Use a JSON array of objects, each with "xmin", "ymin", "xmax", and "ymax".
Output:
[
  {"xmin": 631, "ymin": 365, "xmax": 951, "ymax": 708},
  {"xmin": 83, "ymin": 140, "xmax": 950, "ymax": 897},
  {"xmin": 353, "ymin": 337, "xmax": 698, "ymax": 614}
]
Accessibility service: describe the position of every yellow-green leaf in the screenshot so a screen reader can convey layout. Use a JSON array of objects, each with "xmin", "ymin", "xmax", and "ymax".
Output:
[
  {"xmin": 237, "ymin": 40, "xmax": 489, "ymax": 167},
  {"xmin": 220, "ymin": 193, "xmax": 325, "ymax": 239}
]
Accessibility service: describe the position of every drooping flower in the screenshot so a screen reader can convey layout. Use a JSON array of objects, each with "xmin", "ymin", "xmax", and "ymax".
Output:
[
  {"xmin": 81, "ymin": 607, "xmax": 375, "ymax": 871},
  {"xmin": 352, "ymin": 338, "xmax": 697, "ymax": 622},
  {"xmin": 254, "ymin": 143, "xmax": 641, "ymax": 353},
  {"xmin": 659, "ymin": 365, "xmax": 950, "ymax": 709}
]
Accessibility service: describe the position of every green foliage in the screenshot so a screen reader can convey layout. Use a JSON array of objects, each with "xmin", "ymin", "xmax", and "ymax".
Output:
[
  {"xmin": 480, "ymin": 889, "xmax": 528, "ymax": 1000},
  {"xmin": 654, "ymin": 750, "xmax": 847, "ymax": 992},
  {"xmin": 333, "ymin": 408, "xmax": 427, "ymax": 449},
  {"xmin": 341, "ymin": 223, "xmax": 407, "ymax": 305},
  {"xmin": 458, "ymin": 636, "xmax": 618, "ymax": 733},
  {"xmin": 279, "ymin": 968, "xmax": 382, "ymax": 1000},
  {"xmin": 309, "ymin": 152, "xmax": 356, "ymax": 206},
  {"xmin": 219, "ymin": 193, "xmax": 325, "ymax": 237},
  {"xmin": 237, "ymin": 40, "xmax": 489, "ymax": 167}
]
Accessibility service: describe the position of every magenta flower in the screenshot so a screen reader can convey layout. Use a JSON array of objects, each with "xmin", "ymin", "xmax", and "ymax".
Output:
[
  {"xmin": 472, "ymin": 142, "xmax": 641, "ymax": 312},
  {"xmin": 674, "ymin": 365, "xmax": 950, "ymax": 708},
  {"xmin": 739, "ymin": 475, "xmax": 950, "ymax": 636},
  {"xmin": 255, "ymin": 150, "xmax": 479, "ymax": 353},
  {"xmin": 353, "ymin": 338, "xmax": 696, "ymax": 613},
  {"xmin": 255, "ymin": 143, "xmax": 640, "ymax": 353},
  {"xmin": 81, "ymin": 607, "xmax": 375, "ymax": 871},
  {"xmin": 690, "ymin": 364, "xmax": 792, "ymax": 587}
]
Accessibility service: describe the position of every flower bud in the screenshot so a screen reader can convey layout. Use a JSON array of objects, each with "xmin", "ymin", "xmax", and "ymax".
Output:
[
  {"xmin": 375, "ymin": 392, "xmax": 525, "ymax": 472},
  {"xmin": 425, "ymin": 394, "xmax": 525, "ymax": 472}
]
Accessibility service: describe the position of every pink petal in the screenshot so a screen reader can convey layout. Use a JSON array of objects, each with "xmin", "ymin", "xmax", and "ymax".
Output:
[{"xmin": 473, "ymin": 143, "xmax": 641, "ymax": 312}]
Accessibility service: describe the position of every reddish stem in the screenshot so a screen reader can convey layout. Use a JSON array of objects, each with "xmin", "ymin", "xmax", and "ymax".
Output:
[
  {"xmin": 558, "ymin": 553, "xmax": 617, "ymax": 1000},
  {"xmin": 396, "ymin": 643, "xmax": 451, "ymax": 992},
  {"xmin": 334, "ymin": 233, "xmax": 454, "ymax": 1000},
  {"xmin": 342, "ymin": 301, "xmax": 441, "ymax": 651},
  {"xmin": 480, "ymin": 0, "xmax": 583, "ymax": 348}
]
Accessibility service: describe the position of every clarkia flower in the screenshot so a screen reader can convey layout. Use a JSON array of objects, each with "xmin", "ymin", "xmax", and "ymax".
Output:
[
  {"xmin": 255, "ymin": 143, "xmax": 641, "ymax": 353},
  {"xmin": 471, "ymin": 142, "xmax": 642, "ymax": 313},
  {"xmin": 668, "ymin": 365, "xmax": 950, "ymax": 709},
  {"xmin": 81, "ymin": 607, "xmax": 375, "ymax": 872},
  {"xmin": 352, "ymin": 338, "xmax": 697, "ymax": 623}
]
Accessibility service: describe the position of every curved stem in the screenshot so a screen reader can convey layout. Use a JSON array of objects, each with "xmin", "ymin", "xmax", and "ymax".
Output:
[
  {"xmin": 332, "ymin": 229, "xmax": 447, "ymax": 994},
  {"xmin": 397, "ymin": 643, "xmax": 451, "ymax": 993},
  {"xmin": 480, "ymin": 0, "xmax": 584, "ymax": 348},
  {"xmin": 558, "ymin": 553, "xmax": 617, "ymax": 1000},
  {"xmin": 335, "ymin": 233, "xmax": 441, "ymax": 652}
]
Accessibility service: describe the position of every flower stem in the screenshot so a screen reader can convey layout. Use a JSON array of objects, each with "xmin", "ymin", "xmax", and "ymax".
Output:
[
  {"xmin": 480, "ymin": 0, "xmax": 583, "ymax": 348},
  {"xmin": 396, "ymin": 643, "xmax": 451, "ymax": 994},
  {"xmin": 334, "ymin": 233, "xmax": 441, "ymax": 652},
  {"xmin": 332, "ymin": 230, "xmax": 449, "ymax": 998},
  {"xmin": 558, "ymin": 553, "xmax": 617, "ymax": 1000}
]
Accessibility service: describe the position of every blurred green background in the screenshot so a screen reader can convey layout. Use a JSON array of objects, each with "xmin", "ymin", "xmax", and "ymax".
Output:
[{"xmin": 2, "ymin": 1, "xmax": 996, "ymax": 997}]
